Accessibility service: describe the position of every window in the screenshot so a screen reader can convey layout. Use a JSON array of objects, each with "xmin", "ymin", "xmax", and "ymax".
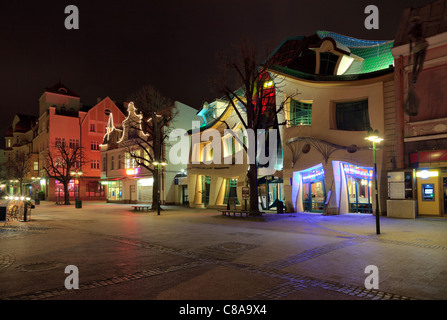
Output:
[
  {"xmin": 290, "ymin": 100, "xmax": 312, "ymax": 126},
  {"xmin": 34, "ymin": 162, "xmax": 38, "ymax": 171},
  {"xmin": 203, "ymin": 106, "xmax": 216, "ymax": 124},
  {"xmin": 111, "ymin": 155, "xmax": 114, "ymax": 170},
  {"xmin": 319, "ymin": 52, "xmax": 339, "ymax": 75},
  {"xmin": 91, "ymin": 141, "xmax": 100, "ymax": 150},
  {"xmin": 102, "ymin": 156, "xmax": 107, "ymax": 171},
  {"xmin": 202, "ymin": 143, "xmax": 213, "ymax": 162},
  {"xmin": 125, "ymin": 152, "xmax": 137, "ymax": 169},
  {"xmin": 55, "ymin": 138, "xmax": 65, "ymax": 147},
  {"xmin": 118, "ymin": 155, "xmax": 122, "ymax": 169},
  {"xmin": 335, "ymin": 99, "xmax": 370, "ymax": 131},
  {"xmin": 91, "ymin": 159, "xmax": 100, "ymax": 169},
  {"xmin": 224, "ymin": 136, "xmax": 235, "ymax": 158},
  {"xmin": 69, "ymin": 139, "xmax": 79, "ymax": 149},
  {"xmin": 85, "ymin": 181, "xmax": 105, "ymax": 197},
  {"xmin": 90, "ymin": 123, "xmax": 96, "ymax": 132}
]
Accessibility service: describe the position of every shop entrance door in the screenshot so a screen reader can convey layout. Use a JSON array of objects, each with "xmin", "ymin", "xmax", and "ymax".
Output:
[
  {"xmin": 303, "ymin": 180, "xmax": 326, "ymax": 212},
  {"xmin": 201, "ymin": 176, "xmax": 210, "ymax": 206}
]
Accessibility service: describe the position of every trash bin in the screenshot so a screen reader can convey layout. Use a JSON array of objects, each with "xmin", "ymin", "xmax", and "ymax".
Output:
[
  {"xmin": 277, "ymin": 201, "xmax": 284, "ymax": 214},
  {"xmin": 75, "ymin": 199, "xmax": 82, "ymax": 208}
]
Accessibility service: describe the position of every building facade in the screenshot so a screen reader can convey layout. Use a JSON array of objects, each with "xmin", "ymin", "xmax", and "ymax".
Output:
[
  {"xmin": 186, "ymin": 88, "xmax": 284, "ymax": 211},
  {"xmin": 100, "ymin": 101, "xmax": 197, "ymax": 205},
  {"xmin": 390, "ymin": 0, "xmax": 447, "ymax": 217},
  {"xmin": 265, "ymin": 31, "xmax": 396, "ymax": 215},
  {"xmin": 7, "ymin": 82, "xmax": 128, "ymax": 202},
  {"xmin": 3, "ymin": 114, "xmax": 39, "ymax": 196}
]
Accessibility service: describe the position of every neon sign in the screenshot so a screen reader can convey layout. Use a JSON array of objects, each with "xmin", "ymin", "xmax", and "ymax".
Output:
[
  {"xmin": 302, "ymin": 168, "xmax": 325, "ymax": 183},
  {"xmin": 342, "ymin": 163, "xmax": 373, "ymax": 180},
  {"xmin": 126, "ymin": 168, "xmax": 140, "ymax": 175}
]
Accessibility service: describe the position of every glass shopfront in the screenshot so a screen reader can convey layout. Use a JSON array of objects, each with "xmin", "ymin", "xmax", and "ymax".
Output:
[
  {"xmin": 54, "ymin": 179, "xmax": 78, "ymax": 201},
  {"xmin": 342, "ymin": 163, "xmax": 373, "ymax": 213},
  {"xmin": 301, "ymin": 165, "xmax": 326, "ymax": 213},
  {"xmin": 107, "ymin": 181, "xmax": 123, "ymax": 201}
]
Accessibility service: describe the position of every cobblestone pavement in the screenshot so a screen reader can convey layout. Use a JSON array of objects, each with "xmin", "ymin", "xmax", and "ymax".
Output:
[{"xmin": 1, "ymin": 201, "xmax": 446, "ymax": 303}]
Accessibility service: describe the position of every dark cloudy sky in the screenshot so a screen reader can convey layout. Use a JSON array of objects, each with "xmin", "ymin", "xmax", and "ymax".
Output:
[{"xmin": 0, "ymin": 0, "xmax": 432, "ymax": 147}]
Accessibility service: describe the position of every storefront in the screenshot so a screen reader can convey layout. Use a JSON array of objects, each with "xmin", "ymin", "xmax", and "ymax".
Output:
[
  {"xmin": 223, "ymin": 178, "xmax": 239, "ymax": 206},
  {"xmin": 54, "ymin": 179, "xmax": 79, "ymax": 202},
  {"xmin": 137, "ymin": 178, "xmax": 153, "ymax": 202},
  {"xmin": 292, "ymin": 162, "xmax": 374, "ymax": 214},
  {"xmin": 292, "ymin": 164, "xmax": 326, "ymax": 213},
  {"xmin": 105, "ymin": 180, "xmax": 123, "ymax": 202},
  {"xmin": 102, "ymin": 176, "xmax": 154, "ymax": 203},
  {"xmin": 258, "ymin": 176, "xmax": 284, "ymax": 210},
  {"xmin": 340, "ymin": 163, "xmax": 373, "ymax": 214}
]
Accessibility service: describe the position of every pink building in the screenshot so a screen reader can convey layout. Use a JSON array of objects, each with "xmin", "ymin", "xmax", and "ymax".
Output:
[{"xmin": 34, "ymin": 82, "xmax": 126, "ymax": 201}]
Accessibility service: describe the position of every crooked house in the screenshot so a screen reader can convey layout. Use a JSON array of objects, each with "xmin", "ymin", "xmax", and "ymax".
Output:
[
  {"xmin": 186, "ymin": 30, "xmax": 396, "ymax": 215},
  {"xmin": 266, "ymin": 31, "xmax": 397, "ymax": 215},
  {"xmin": 186, "ymin": 88, "xmax": 284, "ymax": 211}
]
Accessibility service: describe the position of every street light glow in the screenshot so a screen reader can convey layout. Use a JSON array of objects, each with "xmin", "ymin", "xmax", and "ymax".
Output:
[{"xmin": 365, "ymin": 129, "xmax": 382, "ymax": 235}]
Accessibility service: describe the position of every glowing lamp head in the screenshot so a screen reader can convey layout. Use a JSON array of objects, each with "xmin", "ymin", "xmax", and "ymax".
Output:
[{"xmin": 365, "ymin": 129, "xmax": 383, "ymax": 143}]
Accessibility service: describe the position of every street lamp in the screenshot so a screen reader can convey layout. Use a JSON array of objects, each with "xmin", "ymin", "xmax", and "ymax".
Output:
[
  {"xmin": 70, "ymin": 171, "xmax": 83, "ymax": 207},
  {"xmin": 152, "ymin": 160, "xmax": 167, "ymax": 215},
  {"xmin": 365, "ymin": 130, "xmax": 383, "ymax": 235}
]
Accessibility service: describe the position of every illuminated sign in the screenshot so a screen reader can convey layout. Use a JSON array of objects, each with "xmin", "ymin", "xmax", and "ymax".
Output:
[
  {"xmin": 302, "ymin": 168, "xmax": 325, "ymax": 183},
  {"xmin": 416, "ymin": 170, "xmax": 438, "ymax": 179},
  {"xmin": 342, "ymin": 163, "xmax": 373, "ymax": 180},
  {"xmin": 126, "ymin": 168, "xmax": 140, "ymax": 176}
]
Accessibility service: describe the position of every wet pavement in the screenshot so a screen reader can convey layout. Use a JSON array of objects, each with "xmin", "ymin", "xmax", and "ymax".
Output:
[{"xmin": 1, "ymin": 201, "xmax": 446, "ymax": 306}]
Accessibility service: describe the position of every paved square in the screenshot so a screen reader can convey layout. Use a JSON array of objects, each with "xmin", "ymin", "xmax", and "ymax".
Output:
[{"xmin": 1, "ymin": 201, "xmax": 447, "ymax": 302}]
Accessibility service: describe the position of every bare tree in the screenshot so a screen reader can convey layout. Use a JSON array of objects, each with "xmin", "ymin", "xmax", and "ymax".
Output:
[
  {"xmin": 5, "ymin": 152, "xmax": 31, "ymax": 195},
  {"xmin": 125, "ymin": 85, "xmax": 177, "ymax": 211},
  {"xmin": 43, "ymin": 142, "xmax": 86, "ymax": 205},
  {"xmin": 217, "ymin": 39, "xmax": 295, "ymax": 215}
]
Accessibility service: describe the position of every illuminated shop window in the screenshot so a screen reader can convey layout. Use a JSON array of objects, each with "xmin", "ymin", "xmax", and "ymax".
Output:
[
  {"xmin": 342, "ymin": 163, "xmax": 373, "ymax": 213},
  {"xmin": 300, "ymin": 165, "xmax": 326, "ymax": 213}
]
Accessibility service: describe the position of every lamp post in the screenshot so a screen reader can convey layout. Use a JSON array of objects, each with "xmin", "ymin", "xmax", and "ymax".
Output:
[
  {"xmin": 152, "ymin": 160, "xmax": 167, "ymax": 215},
  {"xmin": 70, "ymin": 171, "xmax": 83, "ymax": 207},
  {"xmin": 365, "ymin": 130, "xmax": 383, "ymax": 235}
]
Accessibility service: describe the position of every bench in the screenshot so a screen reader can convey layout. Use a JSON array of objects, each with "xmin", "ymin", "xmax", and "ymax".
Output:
[
  {"xmin": 3, "ymin": 205, "xmax": 19, "ymax": 226},
  {"xmin": 220, "ymin": 210, "xmax": 252, "ymax": 217},
  {"xmin": 132, "ymin": 205, "xmax": 151, "ymax": 211},
  {"xmin": 219, "ymin": 197, "xmax": 262, "ymax": 217}
]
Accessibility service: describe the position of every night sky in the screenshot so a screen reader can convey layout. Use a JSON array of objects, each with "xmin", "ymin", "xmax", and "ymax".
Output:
[{"xmin": 0, "ymin": 0, "xmax": 432, "ymax": 147}]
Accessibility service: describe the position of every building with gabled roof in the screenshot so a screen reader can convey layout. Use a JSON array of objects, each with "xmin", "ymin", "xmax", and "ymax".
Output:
[
  {"xmin": 100, "ymin": 101, "xmax": 198, "ymax": 205},
  {"xmin": 2, "ymin": 81, "xmax": 135, "ymax": 202}
]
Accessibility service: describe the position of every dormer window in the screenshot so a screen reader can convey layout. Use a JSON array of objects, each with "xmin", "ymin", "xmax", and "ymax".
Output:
[{"xmin": 319, "ymin": 52, "xmax": 339, "ymax": 75}]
